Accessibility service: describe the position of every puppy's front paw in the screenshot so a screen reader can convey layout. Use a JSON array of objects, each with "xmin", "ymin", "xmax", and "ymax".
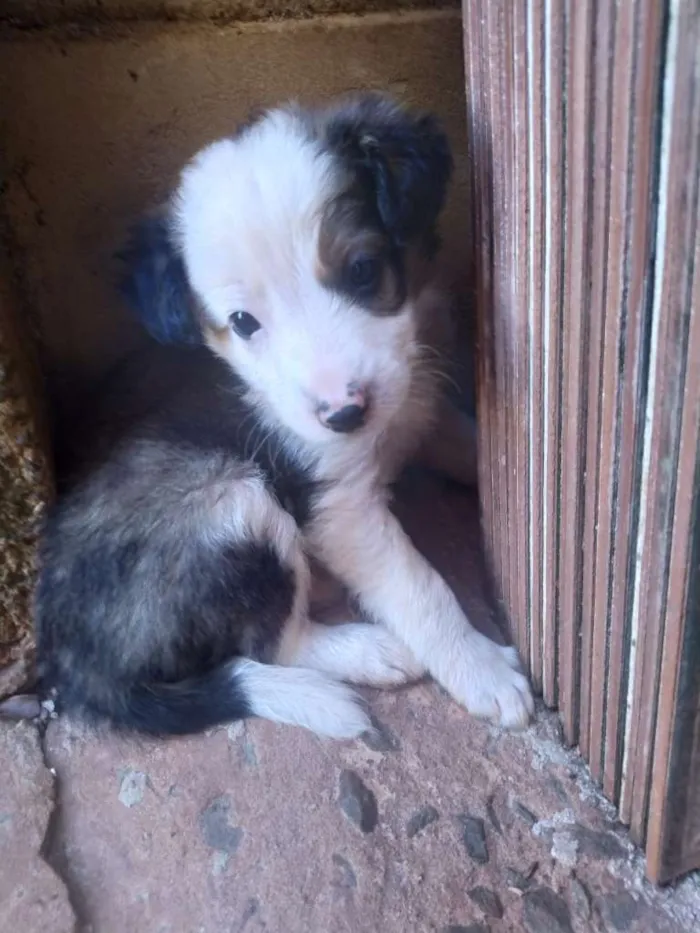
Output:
[
  {"xmin": 341, "ymin": 623, "xmax": 425, "ymax": 687},
  {"xmin": 368, "ymin": 627, "xmax": 426, "ymax": 686},
  {"xmin": 441, "ymin": 635, "xmax": 534, "ymax": 729}
]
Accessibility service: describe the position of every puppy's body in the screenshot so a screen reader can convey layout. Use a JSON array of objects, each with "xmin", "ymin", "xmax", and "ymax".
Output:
[{"xmin": 36, "ymin": 95, "xmax": 533, "ymax": 738}]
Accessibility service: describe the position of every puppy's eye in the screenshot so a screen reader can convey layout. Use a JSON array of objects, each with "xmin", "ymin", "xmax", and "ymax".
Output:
[
  {"xmin": 348, "ymin": 256, "xmax": 381, "ymax": 291},
  {"xmin": 229, "ymin": 311, "xmax": 261, "ymax": 340}
]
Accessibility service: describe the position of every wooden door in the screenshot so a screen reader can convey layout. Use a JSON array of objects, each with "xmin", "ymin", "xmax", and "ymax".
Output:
[{"xmin": 462, "ymin": 0, "xmax": 700, "ymax": 883}]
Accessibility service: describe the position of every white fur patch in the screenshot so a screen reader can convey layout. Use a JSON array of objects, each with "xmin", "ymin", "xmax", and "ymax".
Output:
[
  {"xmin": 235, "ymin": 659, "xmax": 369, "ymax": 738},
  {"xmin": 281, "ymin": 621, "xmax": 425, "ymax": 687}
]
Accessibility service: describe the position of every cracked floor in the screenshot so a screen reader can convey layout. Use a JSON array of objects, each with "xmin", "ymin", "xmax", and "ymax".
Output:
[{"xmin": 2, "ymin": 481, "xmax": 699, "ymax": 933}]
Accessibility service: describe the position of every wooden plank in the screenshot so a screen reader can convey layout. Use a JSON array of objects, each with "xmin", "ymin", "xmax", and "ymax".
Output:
[
  {"xmin": 463, "ymin": 5, "xmax": 491, "ymax": 560},
  {"xmin": 495, "ymin": 0, "xmax": 518, "ymax": 638},
  {"xmin": 579, "ymin": 0, "xmax": 615, "ymax": 766},
  {"xmin": 591, "ymin": 0, "xmax": 634, "ymax": 789},
  {"xmin": 600, "ymin": 1, "xmax": 664, "ymax": 802},
  {"xmin": 464, "ymin": 2, "xmax": 497, "ymax": 577},
  {"xmin": 463, "ymin": 0, "xmax": 700, "ymax": 881},
  {"xmin": 465, "ymin": 0, "xmax": 505, "ymax": 598},
  {"xmin": 541, "ymin": 0, "xmax": 565, "ymax": 707},
  {"xmin": 646, "ymin": 187, "xmax": 700, "ymax": 883},
  {"xmin": 512, "ymin": 0, "xmax": 531, "ymax": 662},
  {"xmin": 479, "ymin": 0, "xmax": 501, "ymax": 612},
  {"xmin": 526, "ymin": 0, "xmax": 545, "ymax": 690},
  {"xmin": 620, "ymin": 0, "xmax": 700, "ymax": 847},
  {"xmin": 642, "ymin": 0, "xmax": 700, "ymax": 881},
  {"xmin": 557, "ymin": 0, "xmax": 593, "ymax": 745}
]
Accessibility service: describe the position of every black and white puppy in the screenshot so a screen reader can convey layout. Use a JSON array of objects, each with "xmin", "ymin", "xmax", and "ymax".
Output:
[{"xmin": 35, "ymin": 94, "xmax": 534, "ymax": 739}]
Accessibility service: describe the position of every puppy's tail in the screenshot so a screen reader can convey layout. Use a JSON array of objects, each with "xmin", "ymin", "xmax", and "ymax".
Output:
[{"xmin": 105, "ymin": 660, "xmax": 370, "ymax": 739}]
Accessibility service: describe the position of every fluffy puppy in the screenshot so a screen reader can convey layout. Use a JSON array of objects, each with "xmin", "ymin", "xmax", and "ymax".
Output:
[{"xmin": 35, "ymin": 94, "xmax": 534, "ymax": 739}]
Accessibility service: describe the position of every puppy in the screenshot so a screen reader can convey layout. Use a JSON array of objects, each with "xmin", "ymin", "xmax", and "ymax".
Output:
[{"xmin": 35, "ymin": 94, "xmax": 534, "ymax": 739}]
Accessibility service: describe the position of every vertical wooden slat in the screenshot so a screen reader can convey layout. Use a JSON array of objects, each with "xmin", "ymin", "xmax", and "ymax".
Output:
[
  {"xmin": 497, "ymin": 0, "xmax": 518, "ymax": 642},
  {"xmin": 600, "ymin": 4, "xmax": 664, "ymax": 802},
  {"xmin": 541, "ymin": 0, "xmax": 565, "ymax": 707},
  {"xmin": 581, "ymin": 0, "xmax": 664, "ymax": 794},
  {"xmin": 478, "ymin": 0, "xmax": 510, "ymax": 607},
  {"xmin": 556, "ymin": 0, "xmax": 593, "ymax": 746},
  {"xmin": 466, "ymin": 0, "xmax": 506, "ymax": 600},
  {"xmin": 464, "ymin": 0, "xmax": 700, "ymax": 881},
  {"xmin": 610, "ymin": 1, "xmax": 665, "ymax": 822},
  {"xmin": 463, "ymin": 7, "xmax": 495, "ymax": 569},
  {"xmin": 646, "ymin": 190, "xmax": 700, "ymax": 882},
  {"xmin": 621, "ymin": 0, "xmax": 700, "ymax": 872},
  {"xmin": 621, "ymin": 0, "xmax": 688, "ymax": 840},
  {"xmin": 526, "ymin": 0, "xmax": 545, "ymax": 691},
  {"xmin": 465, "ymin": 0, "xmax": 529, "ymax": 641},
  {"xmin": 578, "ymin": 0, "xmax": 615, "ymax": 766},
  {"xmin": 591, "ymin": 0, "xmax": 635, "ymax": 789},
  {"xmin": 512, "ymin": 1, "xmax": 531, "ymax": 662},
  {"xmin": 587, "ymin": 2, "xmax": 623, "ymax": 779}
]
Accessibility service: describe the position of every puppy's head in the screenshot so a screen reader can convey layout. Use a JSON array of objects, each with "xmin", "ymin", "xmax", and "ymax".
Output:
[{"xmin": 120, "ymin": 94, "xmax": 452, "ymax": 445}]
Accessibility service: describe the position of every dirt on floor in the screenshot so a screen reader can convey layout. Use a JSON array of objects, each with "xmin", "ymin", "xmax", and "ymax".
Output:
[{"xmin": 2, "ymin": 478, "xmax": 699, "ymax": 933}]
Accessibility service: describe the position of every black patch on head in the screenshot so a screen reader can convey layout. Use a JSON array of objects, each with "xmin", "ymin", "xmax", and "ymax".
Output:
[
  {"xmin": 322, "ymin": 93, "xmax": 453, "ymax": 255},
  {"xmin": 117, "ymin": 213, "xmax": 201, "ymax": 346},
  {"xmin": 317, "ymin": 189, "xmax": 407, "ymax": 316}
]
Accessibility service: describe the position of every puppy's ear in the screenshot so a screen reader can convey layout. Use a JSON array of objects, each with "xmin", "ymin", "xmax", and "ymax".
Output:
[
  {"xmin": 323, "ymin": 93, "xmax": 453, "ymax": 250},
  {"xmin": 117, "ymin": 212, "xmax": 201, "ymax": 345}
]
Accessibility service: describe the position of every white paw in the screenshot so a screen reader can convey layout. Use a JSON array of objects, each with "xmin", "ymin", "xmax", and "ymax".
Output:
[
  {"xmin": 241, "ymin": 662, "xmax": 370, "ymax": 739},
  {"xmin": 299, "ymin": 674, "xmax": 372, "ymax": 739},
  {"xmin": 350, "ymin": 625, "xmax": 426, "ymax": 687},
  {"xmin": 439, "ymin": 634, "xmax": 534, "ymax": 729}
]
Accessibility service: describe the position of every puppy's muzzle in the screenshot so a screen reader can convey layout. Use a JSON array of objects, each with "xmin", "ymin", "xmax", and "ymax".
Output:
[{"xmin": 317, "ymin": 385, "xmax": 369, "ymax": 434}]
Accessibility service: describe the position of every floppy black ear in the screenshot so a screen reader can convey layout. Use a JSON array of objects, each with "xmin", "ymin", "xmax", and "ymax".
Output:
[
  {"xmin": 117, "ymin": 213, "xmax": 201, "ymax": 346},
  {"xmin": 324, "ymin": 93, "xmax": 453, "ymax": 250}
]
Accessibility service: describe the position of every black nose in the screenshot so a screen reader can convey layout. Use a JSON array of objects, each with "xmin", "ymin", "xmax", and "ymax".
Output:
[{"xmin": 324, "ymin": 404, "xmax": 367, "ymax": 434}]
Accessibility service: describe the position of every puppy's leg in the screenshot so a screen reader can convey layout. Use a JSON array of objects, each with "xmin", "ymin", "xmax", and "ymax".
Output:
[
  {"xmin": 278, "ymin": 620, "xmax": 424, "ymax": 687},
  {"xmin": 308, "ymin": 489, "xmax": 534, "ymax": 728},
  {"xmin": 289, "ymin": 559, "xmax": 425, "ymax": 686}
]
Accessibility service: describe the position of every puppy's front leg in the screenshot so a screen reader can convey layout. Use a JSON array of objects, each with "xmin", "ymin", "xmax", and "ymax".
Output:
[{"xmin": 309, "ymin": 492, "xmax": 534, "ymax": 728}]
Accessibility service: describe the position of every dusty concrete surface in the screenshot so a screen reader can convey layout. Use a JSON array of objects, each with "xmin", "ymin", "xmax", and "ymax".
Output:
[
  {"xmin": 0, "ymin": 10, "xmax": 470, "ymax": 396},
  {"xmin": 39, "ymin": 700, "xmax": 700, "ymax": 933},
  {"xmin": 3, "ymin": 482, "xmax": 700, "ymax": 933},
  {"xmin": 6, "ymin": 678, "xmax": 699, "ymax": 933},
  {"xmin": 0, "ymin": 721, "xmax": 74, "ymax": 930}
]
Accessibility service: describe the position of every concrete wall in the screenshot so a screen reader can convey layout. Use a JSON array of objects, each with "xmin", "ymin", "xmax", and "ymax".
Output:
[{"xmin": 0, "ymin": 8, "xmax": 469, "ymax": 394}]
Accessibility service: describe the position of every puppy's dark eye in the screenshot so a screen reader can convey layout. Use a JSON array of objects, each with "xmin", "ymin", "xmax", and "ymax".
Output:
[
  {"xmin": 229, "ymin": 311, "xmax": 261, "ymax": 339},
  {"xmin": 348, "ymin": 256, "xmax": 381, "ymax": 292}
]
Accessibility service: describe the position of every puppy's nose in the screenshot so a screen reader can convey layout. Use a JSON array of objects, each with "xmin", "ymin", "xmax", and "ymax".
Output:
[
  {"xmin": 318, "ymin": 385, "xmax": 369, "ymax": 434},
  {"xmin": 325, "ymin": 404, "xmax": 366, "ymax": 433}
]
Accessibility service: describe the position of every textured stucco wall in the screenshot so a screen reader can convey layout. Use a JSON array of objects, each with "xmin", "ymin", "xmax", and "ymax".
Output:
[
  {"xmin": 0, "ymin": 276, "xmax": 51, "ymax": 697},
  {"xmin": 0, "ymin": 9, "xmax": 470, "ymax": 393}
]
